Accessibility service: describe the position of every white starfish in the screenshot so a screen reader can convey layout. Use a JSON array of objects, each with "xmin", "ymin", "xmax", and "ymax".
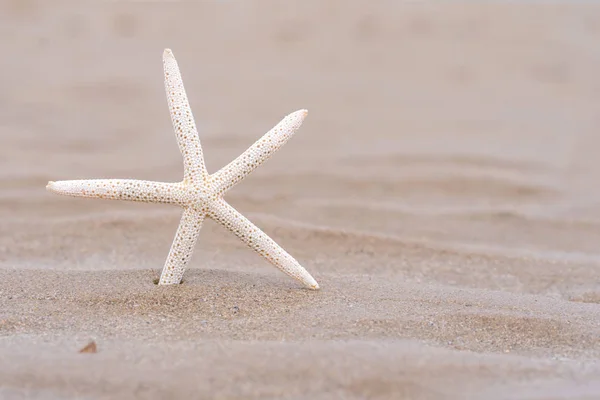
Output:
[{"xmin": 46, "ymin": 49, "xmax": 319, "ymax": 290}]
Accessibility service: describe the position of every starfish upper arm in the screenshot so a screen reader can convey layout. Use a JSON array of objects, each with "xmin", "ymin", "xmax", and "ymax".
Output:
[
  {"xmin": 211, "ymin": 110, "xmax": 307, "ymax": 195},
  {"xmin": 163, "ymin": 49, "xmax": 208, "ymax": 184},
  {"xmin": 46, "ymin": 179, "xmax": 183, "ymax": 204}
]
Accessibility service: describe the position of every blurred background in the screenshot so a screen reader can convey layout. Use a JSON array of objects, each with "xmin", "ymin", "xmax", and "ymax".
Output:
[{"xmin": 2, "ymin": 0, "xmax": 600, "ymax": 280}]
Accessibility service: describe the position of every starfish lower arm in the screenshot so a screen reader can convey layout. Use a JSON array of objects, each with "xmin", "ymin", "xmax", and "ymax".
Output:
[
  {"xmin": 46, "ymin": 179, "xmax": 182, "ymax": 204},
  {"xmin": 208, "ymin": 199, "xmax": 319, "ymax": 289},
  {"xmin": 159, "ymin": 207, "xmax": 205, "ymax": 285}
]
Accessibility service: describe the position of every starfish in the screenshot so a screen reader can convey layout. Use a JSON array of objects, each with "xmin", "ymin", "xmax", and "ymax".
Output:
[{"xmin": 46, "ymin": 49, "xmax": 319, "ymax": 290}]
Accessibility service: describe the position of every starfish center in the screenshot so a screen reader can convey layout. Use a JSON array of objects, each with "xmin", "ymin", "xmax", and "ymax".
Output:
[{"xmin": 181, "ymin": 183, "xmax": 218, "ymax": 208}]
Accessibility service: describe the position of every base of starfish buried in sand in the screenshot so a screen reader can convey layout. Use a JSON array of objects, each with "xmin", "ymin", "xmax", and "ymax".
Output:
[{"xmin": 46, "ymin": 49, "xmax": 319, "ymax": 291}]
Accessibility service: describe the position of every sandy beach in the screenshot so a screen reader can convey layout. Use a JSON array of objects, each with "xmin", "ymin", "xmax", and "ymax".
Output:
[{"xmin": 1, "ymin": 1, "xmax": 600, "ymax": 399}]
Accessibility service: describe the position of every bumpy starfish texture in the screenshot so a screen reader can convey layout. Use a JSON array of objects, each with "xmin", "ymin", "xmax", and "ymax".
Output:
[{"xmin": 46, "ymin": 49, "xmax": 319, "ymax": 290}]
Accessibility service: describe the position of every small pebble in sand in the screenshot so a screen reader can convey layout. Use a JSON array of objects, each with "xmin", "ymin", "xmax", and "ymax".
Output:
[{"xmin": 79, "ymin": 341, "xmax": 97, "ymax": 353}]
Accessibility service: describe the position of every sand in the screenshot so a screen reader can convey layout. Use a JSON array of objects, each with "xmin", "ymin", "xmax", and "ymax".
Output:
[{"xmin": 1, "ymin": 1, "xmax": 600, "ymax": 399}]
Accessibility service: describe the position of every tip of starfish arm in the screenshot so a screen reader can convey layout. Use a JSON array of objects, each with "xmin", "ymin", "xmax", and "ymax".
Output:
[
  {"xmin": 46, "ymin": 180, "xmax": 66, "ymax": 195},
  {"xmin": 305, "ymin": 275, "xmax": 320, "ymax": 290},
  {"xmin": 289, "ymin": 109, "xmax": 308, "ymax": 124},
  {"xmin": 163, "ymin": 48, "xmax": 174, "ymax": 59},
  {"xmin": 46, "ymin": 180, "xmax": 73, "ymax": 196}
]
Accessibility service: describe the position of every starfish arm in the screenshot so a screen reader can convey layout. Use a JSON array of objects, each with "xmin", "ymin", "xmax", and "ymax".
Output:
[
  {"xmin": 163, "ymin": 49, "xmax": 208, "ymax": 184},
  {"xmin": 158, "ymin": 207, "xmax": 205, "ymax": 285},
  {"xmin": 46, "ymin": 179, "xmax": 183, "ymax": 205},
  {"xmin": 207, "ymin": 199, "xmax": 319, "ymax": 290},
  {"xmin": 211, "ymin": 110, "xmax": 308, "ymax": 195}
]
